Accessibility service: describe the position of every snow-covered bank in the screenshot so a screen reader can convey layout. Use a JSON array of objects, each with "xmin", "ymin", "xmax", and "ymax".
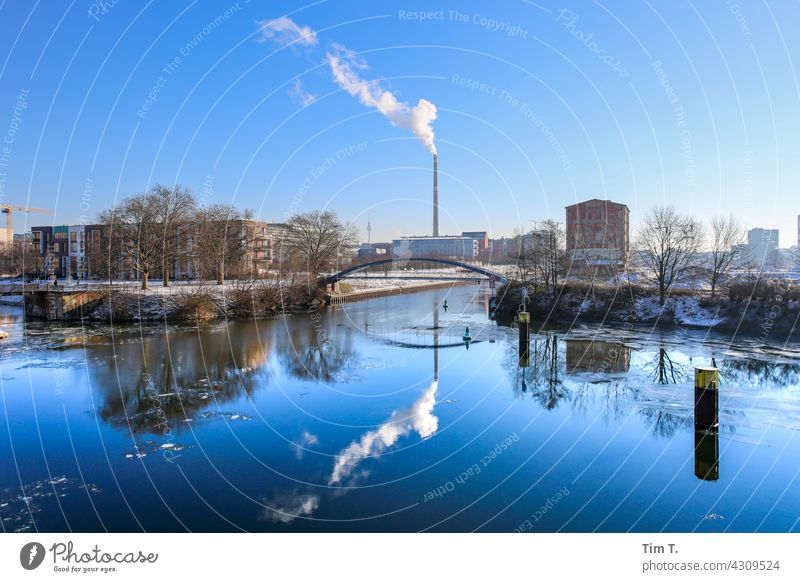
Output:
[{"xmin": 494, "ymin": 280, "xmax": 800, "ymax": 336}]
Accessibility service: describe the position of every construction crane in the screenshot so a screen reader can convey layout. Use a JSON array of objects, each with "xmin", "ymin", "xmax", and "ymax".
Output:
[{"xmin": 1, "ymin": 204, "xmax": 51, "ymax": 245}]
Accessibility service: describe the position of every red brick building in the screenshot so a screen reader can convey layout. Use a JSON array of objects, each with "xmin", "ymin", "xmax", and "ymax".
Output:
[{"xmin": 565, "ymin": 199, "xmax": 630, "ymax": 273}]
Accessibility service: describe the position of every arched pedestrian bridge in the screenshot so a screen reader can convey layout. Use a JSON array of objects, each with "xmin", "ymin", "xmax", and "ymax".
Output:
[{"xmin": 323, "ymin": 257, "xmax": 509, "ymax": 284}]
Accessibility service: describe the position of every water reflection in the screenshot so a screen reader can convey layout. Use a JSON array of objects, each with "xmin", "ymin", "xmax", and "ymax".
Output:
[
  {"xmin": 276, "ymin": 317, "xmax": 358, "ymax": 382},
  {"xmin": 89, "ymin": 322, "xmax": 272, "ymax": 432},
  {"xmin": 565, "ymin": 339, "xmax": 630, "ymax": 373},
  {"xmin": 510, "ymin": 335, "xmax": 567, "ymax": 409},
  {"xmin": 694, "ymin": 429, "xmax": 720, "ymax": 481},
  {"xmin": 646, "ymin": 348, "xmax": 690, "ymax": 385},
  {"xmin": 331, "ymin": 301, "xmax": 442, "ymax": 486},
  {"xmin": 5, "ymin": 283, "xmax": 800, "ymax": 532},
  {"xmin": 329, "ymin": 380, "xmax": 439, "ymax": 485}
]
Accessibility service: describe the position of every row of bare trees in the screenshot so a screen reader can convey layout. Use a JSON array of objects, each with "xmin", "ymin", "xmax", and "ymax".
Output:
[
  {"xmin": 92, "ymin": 185, "xmax": 357, "ymax": 289},
  {"xmin": 510, "ymin": 206, "xmax": 753, "ymax": 304},
  {"xmin": 635, "ymin": 207, "xmax": 748, "ymax": 303},
  {"xmin": 96, "ymin": 185, "xmax": 257, "ymax": 289}
]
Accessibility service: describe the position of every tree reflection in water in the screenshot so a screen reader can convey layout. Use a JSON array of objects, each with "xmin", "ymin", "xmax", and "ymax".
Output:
[
  {"xmin": 646, "ymin": 348, "xmax": 690, "ymax": 385},
  {"xmin": 276, "ymin": 315, "xmax": 358, "ymax": 382},
  {"xmin": 90, "ymin": 321, "xmax": 273, "ymax": 433},
  {"xmin": 509, "ymin": 335, "xmax": 568, "ymax": 410}
]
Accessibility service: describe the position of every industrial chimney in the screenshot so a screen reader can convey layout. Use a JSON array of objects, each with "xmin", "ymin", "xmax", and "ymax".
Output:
[{"xmin": 432, "ymin": 154, "xmax": 439, "ymax": 237}]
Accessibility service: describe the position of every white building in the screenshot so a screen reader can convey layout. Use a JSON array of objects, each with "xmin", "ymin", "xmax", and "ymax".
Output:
[
  {"xmin": 67, "ymin": 225, "xmax": 87, "ymax": 279},
  {"xmin": 747, "ymin": 228, "xmax": 779, "ymax": 269},
  {"xmin": 392, "ymin": 236, "xmax": 478, "ymax": 260}
]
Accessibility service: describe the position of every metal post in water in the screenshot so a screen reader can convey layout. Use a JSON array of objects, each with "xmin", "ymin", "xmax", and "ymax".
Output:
[
  {"xmin": 518, "ymin": 311, "xmax": 530, "ymax": 367},
  {"xmin": 694, "ymin": 367, "xmax": 719, "ymax": 430}
]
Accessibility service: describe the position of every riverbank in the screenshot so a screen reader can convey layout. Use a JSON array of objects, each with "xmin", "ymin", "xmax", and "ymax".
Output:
[
  {"xmin": 495, "ymin": 280, "xmax": 800, "ymax": 336},
  {"xmin": 329, "ymin": 279, "xmax": 477, "ymax": 305},
  {"xmin": 9, "ymin": 278, "xmax": 480, "ymax": 322}
]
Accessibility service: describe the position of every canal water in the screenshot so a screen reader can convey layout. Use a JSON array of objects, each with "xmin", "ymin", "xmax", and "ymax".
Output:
[{"xmin": 2, "ymin": 283, "xmax": 800, "ymax": 532}]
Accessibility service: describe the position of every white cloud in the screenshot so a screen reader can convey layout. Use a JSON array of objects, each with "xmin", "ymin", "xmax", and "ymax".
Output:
[
  {"xmin": 256, "ymin": 17, "xmax": 318, "ymax": 47},
  {"xmin": 288, "ymin": 79, "xmax": 317, "ymax": 107},
  {"xmin": 326, "ymin": 43, "xmax": 438, "ymax": 154},
  {"xmin": 290, "ymin": 429, "xmax": 320, "ymax": 459},
  {"xmin": 261, "ymin": 491, "xmax": 320, "ymax": 523}
]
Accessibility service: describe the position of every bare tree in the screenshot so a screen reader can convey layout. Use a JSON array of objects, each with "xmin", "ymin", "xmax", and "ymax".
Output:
[
  {"xmin": 195, "ymin": 204, "xmax": 254, "ymax": 285},
  {"xmin": 511, "ymin": 221, "xmax": 565, "ymax": 292},
  {"xmin": 708, "ymin": 214, "xmax": 745, "ymax": 296},
  {"xmin": 284, "ymin": 211, "xmax": 358, "ymax": 277},
  {"xmin": 509, "ymin": 229, "xmax": 536, "ymax": 284},
  {"xmin": 85, "ymin": 223, "xmax": 122, "ymax": 285},
  {"xmin": 536, "ymin": 219, "xmax": 566, "ymax": 293},
  {"xmin": 0, "ymin": 240, "xmax": 43, "ymax": 276},
  {"xmin": 104, "ymin": 193, "xmax": 163, "ymax": 290},
  {"xmin": 635, "ymin": 206, "xmax": 703, "ymax": 305},
  {"xmin": 151, "ymin": 184, "xmax": 196, "ymax": 287}
]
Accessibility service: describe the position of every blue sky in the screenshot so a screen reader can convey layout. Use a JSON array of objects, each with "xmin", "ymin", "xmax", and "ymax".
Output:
[{"xmin": 0, "ymin": 1, "xmax": 798, "ymax": 245}]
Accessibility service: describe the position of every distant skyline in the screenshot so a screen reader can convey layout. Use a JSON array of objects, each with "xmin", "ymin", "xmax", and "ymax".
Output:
[{"xmin": 1, "ymin": 2, "xmax": 799, "ymax": 245}]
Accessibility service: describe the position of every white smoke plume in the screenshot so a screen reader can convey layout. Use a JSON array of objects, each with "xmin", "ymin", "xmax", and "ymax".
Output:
[{"xmin": 326, "ymin": 43, "xmax": 438, "ymax": 154}]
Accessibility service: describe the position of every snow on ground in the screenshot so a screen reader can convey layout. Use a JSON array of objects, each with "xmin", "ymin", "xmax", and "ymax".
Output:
[
  {"xmin": 0, "ymin": 279, "xmax": 283, "ymax": 296},
  {"xmin": 634, "ymin": 295, "xmax": 721, "ymax": 327}
]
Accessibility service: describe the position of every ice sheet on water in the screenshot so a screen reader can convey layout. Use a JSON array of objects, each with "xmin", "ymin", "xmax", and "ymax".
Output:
[{"xmin": 0, "ymin": 475, "xmax": 102, "ymax": 532}]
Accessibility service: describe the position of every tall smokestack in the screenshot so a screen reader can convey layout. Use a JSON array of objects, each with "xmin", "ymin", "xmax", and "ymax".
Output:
[{"xmin": 433, "ymin": 154, "xmax": 439, "ymax": 237}]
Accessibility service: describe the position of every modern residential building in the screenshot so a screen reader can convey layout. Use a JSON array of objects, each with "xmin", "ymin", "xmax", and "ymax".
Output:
[
  {"xmin": 565, "ymin": 199, "xmax": 630, "ymax": 273},
  {"xmin": 746, "ymin": 228, "xmax": 779, "ymax": 269},
  {"xmin": 392, "ymin": 235, "xmax": 478, "ymax": 260},
  {"xmin": 30, "ymin": 220, "xmax": 277, "ymax": 280},
  {"xmin": 31, "ymin": 226, "xmax": 69, "ymax": 278}
]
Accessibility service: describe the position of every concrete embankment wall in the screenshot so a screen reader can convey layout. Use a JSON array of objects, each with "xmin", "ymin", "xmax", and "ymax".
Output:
[
  {"xmin": 327, "ymin": 280, "xmax": 478, "ymax": 305},
  {"xmin": 24, "ymin": 290, "xmax": 109, "ymax": 320}
]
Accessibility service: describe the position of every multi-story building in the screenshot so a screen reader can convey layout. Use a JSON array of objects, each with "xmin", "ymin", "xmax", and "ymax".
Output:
[
  {"xmin": 31, "ymin": 220, "xmax": 276, "ymax": 280},
  {"xmin": 746, "ymin": 228, "xmax": 779, "ymax": 269},
  {"xmin": 31, "ymin": 224, "xmax": 110, "ymax": 279},
  {"xmin": 356, "ymin": 242, "xmax": 392, "ymax": 262},
  {"xmin": 30, "ymin": 226, "xmax": 69, "ymax": 278},
  {"xmin": 461, "ymin": 231, "xmax": 489, "ymax": 252},
  {"xmin": 489, "ymin": 237, "xmax": 512, "ymax": 261},
  {"xmin": 392, "ymin": 236, "xmax": 478, "ymax": 261},
  {"xmin": 565, "ymin": 199, "xmax": 630, "ymax": 273}
]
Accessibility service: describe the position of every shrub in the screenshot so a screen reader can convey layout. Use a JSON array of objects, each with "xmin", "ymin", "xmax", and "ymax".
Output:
[
  {"xmin": 103, "ymin": 291, "xmax": 139, "ymax": 321},
  {"xmin": 166, "ymin": 286, "xmax": 221, "ymax": 322}
]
